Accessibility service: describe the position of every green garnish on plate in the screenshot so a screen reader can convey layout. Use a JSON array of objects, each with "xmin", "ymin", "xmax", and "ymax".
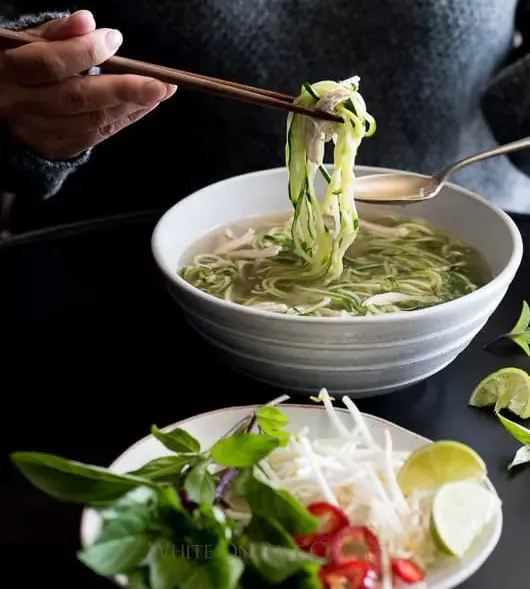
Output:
[{"xmin": 10, "ymin": 400, "xmax": 324, "ymax": 589}]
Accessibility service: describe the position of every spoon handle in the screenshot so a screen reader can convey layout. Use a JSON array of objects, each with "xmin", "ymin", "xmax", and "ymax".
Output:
[{"xmin": 435, "ymin": 136, "xmax": 530, "ymax": 184}]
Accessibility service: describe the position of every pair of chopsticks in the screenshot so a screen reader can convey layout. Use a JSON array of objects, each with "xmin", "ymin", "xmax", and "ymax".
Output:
[{"xmin": 0, "ymin": 27, "xmax": 342, "ymax": 123}]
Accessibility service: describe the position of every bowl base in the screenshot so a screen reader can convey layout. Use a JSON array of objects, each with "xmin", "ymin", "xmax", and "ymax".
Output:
[
  {"xmin": 179, "ymin": 308, "xmax": 467, "ymax": 397},
  {"xmin": 228, "ymin": 361, "xmax": 415, "ymax": 397}
]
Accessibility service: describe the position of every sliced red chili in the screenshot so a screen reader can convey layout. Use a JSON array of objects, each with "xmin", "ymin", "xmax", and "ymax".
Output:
[
  {"xmin": 294, "ymin": 502, "xmax": 349, "ymax": 556},
  {"xmin": 330, "ymin": 526, "xmax": 382, "ymax": 575},
  {"xmin": 319, "ymin": 560, "xmax": 375, "ymax": 589},
  {"xmin": 391, "ymin": 558, "xmax": 425, "ymax": 584},
  {"xmin": 297, "ymin": 532, "xmax": 334, "ymax": 557},
  {"xmin": 307, "ymin": 501, "xmax": 350, "ymax": 534}
]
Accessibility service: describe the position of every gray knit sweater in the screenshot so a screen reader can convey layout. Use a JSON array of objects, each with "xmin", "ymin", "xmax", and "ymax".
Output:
[{"xmin": 2, "ymin": 0, "xmax": 530, "ymax": 221}]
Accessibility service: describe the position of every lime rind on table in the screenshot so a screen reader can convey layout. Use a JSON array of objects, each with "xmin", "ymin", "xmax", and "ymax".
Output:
[{"xmin": 468, "ymin": 367, "xmax": 530, "ymax": 419}]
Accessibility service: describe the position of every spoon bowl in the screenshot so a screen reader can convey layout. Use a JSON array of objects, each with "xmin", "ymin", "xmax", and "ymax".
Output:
[
  {"xmin": 354, "ymin": 136, "xmax": 530, "ymax": 204},
  {"xmin": 354, "ymin": 173, "xmax": 439, "ymax": 203}
]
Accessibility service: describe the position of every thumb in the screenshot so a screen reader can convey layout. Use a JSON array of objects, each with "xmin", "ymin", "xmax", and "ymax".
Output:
[{"xmin": 28, "ymin": 10, "xmax": 97, "ymax": 41}]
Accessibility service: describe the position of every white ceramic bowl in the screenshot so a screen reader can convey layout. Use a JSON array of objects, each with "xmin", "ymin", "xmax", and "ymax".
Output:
[
  {"xmin": 151, "ymin": 166, "xmax": 523, "ymax": 395},
  {"xmin": 80, "ymin": 405, "xmax": 503, "ymax": 589}
]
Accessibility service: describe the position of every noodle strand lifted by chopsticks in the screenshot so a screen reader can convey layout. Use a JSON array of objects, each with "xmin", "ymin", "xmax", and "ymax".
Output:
[
  {"xmin": 180, "ymin": 77, "xmax": 488, "ymax": 316},
  {"xmin": 286, "ymin": 76, "xmax": 375, "ymax": 282}
]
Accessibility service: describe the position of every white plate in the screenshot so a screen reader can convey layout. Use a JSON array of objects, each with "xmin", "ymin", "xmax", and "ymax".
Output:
[{"xmin": 80, "ymin": 405, "xmax": 502, "ymax": 589}]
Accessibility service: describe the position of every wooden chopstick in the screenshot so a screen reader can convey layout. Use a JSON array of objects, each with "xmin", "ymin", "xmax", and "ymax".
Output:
[{"xmin": 0, "ymin": 28, "xmax": 342, "ymax": 123}]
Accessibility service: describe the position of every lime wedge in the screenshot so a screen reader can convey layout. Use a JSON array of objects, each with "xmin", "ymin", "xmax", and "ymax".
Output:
[
  {"xmin": 397, "ymin": 441, "xmax": 487, "ymax": 496},
  {"xmin": 468, "ymin": 367, "xmax": 530, "ymax": 419},
  {"xmin": 431, "ymin": 481, "xmax": 501, "ymax": 558}
]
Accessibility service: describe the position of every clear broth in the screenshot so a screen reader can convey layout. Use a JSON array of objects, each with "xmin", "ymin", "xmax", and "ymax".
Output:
[{"xmin": 179, "ymin": 212, "xmax": 491, "ymax": 316}]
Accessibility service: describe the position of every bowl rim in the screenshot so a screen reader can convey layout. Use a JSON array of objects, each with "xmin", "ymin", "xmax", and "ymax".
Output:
[
  {"xmin": 100, "ymin": 403, "xmax": 434, "ymax": 475},
  {"xmin": 151, "ymin": 165, "xmax": 524, "ymax": 324}
]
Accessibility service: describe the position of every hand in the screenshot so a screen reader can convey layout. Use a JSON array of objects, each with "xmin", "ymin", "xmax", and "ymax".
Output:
[{"xmin": 0, "ymin": 11, "xmax": 176, "ymax": 160}]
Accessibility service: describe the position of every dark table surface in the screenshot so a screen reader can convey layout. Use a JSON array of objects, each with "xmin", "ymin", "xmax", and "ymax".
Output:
[{"xmin": 1, "ymin": 209, "xmax": 529, "ymax": 589}]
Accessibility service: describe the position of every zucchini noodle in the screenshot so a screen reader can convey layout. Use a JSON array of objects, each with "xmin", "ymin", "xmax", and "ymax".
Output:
[
  {"xmin": 286, "ymin": 76, "xmax": 375, "ymax": 281},
  {"xmin": 180, "ymin": 77, "xmax": 490, "ymax": 316},
  {"xmin": 180, "ymin": 215, "xmax": 488, "ymax": 316}
]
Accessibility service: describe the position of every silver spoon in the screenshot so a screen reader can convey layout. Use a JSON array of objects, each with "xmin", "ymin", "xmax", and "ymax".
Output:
[{"xmin": 354, "ymin": 136, "xmax": 530, "ymax": 204}]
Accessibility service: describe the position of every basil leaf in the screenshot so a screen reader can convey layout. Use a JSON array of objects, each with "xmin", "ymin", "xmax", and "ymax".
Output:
[
  {"xmin": 245, "ymin": 541, "xmax": 321, "ymax": 584},
  {"xmin": 497, "ymin": 413, "xmax": 530, "ymax": 445},
  {"xmin": 89, "ymin": 486, "xmax": 157, "ymax": 511},
  {"xmin": 511, "ymin": 335, "xmax": 530, "ymax": 356},
  {"xmin": 157, "ymin": 485, "xmax": 185, "ymax": 510},
  {"xmin": 256, "ymin": 406, "xmax": 289, "ymax": 429},
  {"xmin": 150, "ymin": 540, "xmax": 242, "ymax": 589},
  {"xmin": 256, "ymin": 407, "xmax": 291, "ymax": 446},
  {"xmin": 207, "ymin": 548, "xmax": 245, "ymax": 589},
  {"xmin": 10, "ymin": 452, "xmax": 152, "ymax": 503},
  {"xmin": 504, "ymin": 301, "xmax": 530, "ymax": 356},
  {"xmin": 80, "ymin": 506, "xmax": 156, "ymax": 576},
  {"xmin": 154, "ymin": 487, "xmax": 194, "ymax": 537},
  {"xmin": 244, "ymin": 514, "xmax": 297, "ymax": 548},
  {"xmin": 509, "ymin": 301, "xmax": 530, "ymax": 334},
  {"xmin": 184, "ymin": 460, "xmax": 216, "ymax": 504},
  {"xmin": 79, "ymin": 535, "xmax": 151, "ymax": 576},
  {"xmin": 210, "ymin": 434, "xmax": 280, "ymax": 467},
  {"xmin": 105, "ymin": 487, "xmax": 157, "ymax": 514},
  {"xmin": 264, "ymin": 429, "xmax": 290, "ymax": 446},
  {"xmin": 128, "ymin": 568, "xmax": 151, "ymax": 589},
  {"xmin": 285, "ymin": 563, "xmax": 324, "ymax": 589},
  {"xmin": 192, "ymin": 503, "xmax": 230, "ymax": 539},
  {"xmin": 130, "ymin": 455, "xmax": 196, "ymax": 482},
  {"xmin": 508, "ymin": 445, "xmax": 530, "ymax": 470},
  {"xmin": 240, "ymin": 561, "xmax": 321, "ymax": 589},
  {"xmin": 98, "ymin": 507, "xmax": 152, "ymax": 543},
  {"xmin": 236, "ymin": 470, "xmax": 318, "ymax": 535},
  {"xmin": 149, "ymin": 541, "xmax": 186, "ymax": 589},
  {"xmin": 226, "ymin": 555, "xmax": 245, "ymax": 589},
  {"xmin": 151, "ymin": 425, "xmax": 201, "ymax": 453}
]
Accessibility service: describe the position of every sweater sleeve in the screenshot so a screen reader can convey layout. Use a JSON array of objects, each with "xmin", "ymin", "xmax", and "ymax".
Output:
[
  {"xmin": 481, "ymin": 0, "xmax": 530, "ymax": 177},
  {"xmin": 0, "ymin": 11, "xmax": 91, "ymax": 201}
]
